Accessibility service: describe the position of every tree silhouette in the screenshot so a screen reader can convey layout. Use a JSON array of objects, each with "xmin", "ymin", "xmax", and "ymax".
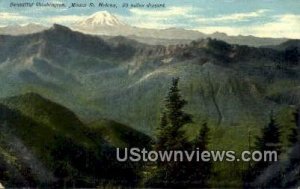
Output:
[
  {"xmin": 148, "ymin": 78, "xmax": 193, "ymax": 187},
  {"xmin": 243, "ymin": 113, "xmax": 282, "ymax": 188},
  {"xmin": 190, "ymin": 122, "xmax": 211, "ymax": 188}
]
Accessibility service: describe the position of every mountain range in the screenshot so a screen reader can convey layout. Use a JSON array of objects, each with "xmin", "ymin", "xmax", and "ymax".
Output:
[
  {"xmin": 0, "ymin": 24, "xmax": 299, "ymax": 134},
  {"xmin": 0, "ymin": 23, "xmax": 47, "ymax": 35},
  {"xmin": 0, "ymin": 11, "xmax": 287, "ymax": 47},
  {"xmin": 0, "ymin": 23, "xmax": 299, "ymax": 187}
]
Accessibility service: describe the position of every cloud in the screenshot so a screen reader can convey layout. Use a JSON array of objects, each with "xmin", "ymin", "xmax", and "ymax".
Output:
[
  {"xmin": 197, "ymin": 9, "xmax": 269, "ymax": 23},
  {"xmin": 0, "ymin": 7, "xmax": 298, "ymax": 39},
  {"xmin": 45, "ymin": 15, "xmax": 86, "ymax": 24},
  {"xmin": 0, "ymin": 12, "xmax": 82, "ymax": 26},
  {"xmin": 121, "ymin": 6, "xmax": 197, "ymax": 29},
  {"xmin": 196, "ymin": 14, "xmax": 300, "ymax": 38},
  {"xmin": 252, "ymin": 14, "xmax": 300, "ymax": 38},
  {"xmin": 0, "ymin": 12, "xmax": 29, "ymax": 23},
  {"xmin": 123, "ymin": 8, "xmax": 270, "ymax": 30},
  {"xmin": 129, "ymin": 7, "xmax": 194, "ymax": 17}
]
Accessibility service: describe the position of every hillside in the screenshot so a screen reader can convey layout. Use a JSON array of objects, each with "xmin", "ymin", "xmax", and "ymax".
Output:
[
  {"xmin": 0, "ymin": 93, "xmax": 151, "ymax": 187},
  {"xmin": 0, "ymin": 25, "xmax": 299, "ymax": 187},
  {"xmin": 267, "ymin": 39, "xmax": 300, "ymax": 50},
  {"xmin": 0, "ymin": 25, "xmax": 299, "ymax": 135},
  {"xmin": 89, "ymin": 119, "xmax": 152, "ymax": 148}
]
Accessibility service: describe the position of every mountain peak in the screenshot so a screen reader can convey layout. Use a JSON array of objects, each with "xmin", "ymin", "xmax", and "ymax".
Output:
[
  {"xmin": 77, "ymin": 11, "xmax": 125, "ymax": 27},
  {"xmin": 49, "ymin": 24, "xmax": 72, "ymax": 32},
  {"xmin": 90, "ymin": 10, "xmax": 114, "ymax": 18},
  {"xmin": 211, "ymin": 32, "xmax": 228, "ymax": 38}
]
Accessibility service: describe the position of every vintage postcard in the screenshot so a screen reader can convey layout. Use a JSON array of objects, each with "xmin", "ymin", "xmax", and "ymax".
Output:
[{"xmin": 0, "ymin": 0, "xmax": 299, "ymax": 188}]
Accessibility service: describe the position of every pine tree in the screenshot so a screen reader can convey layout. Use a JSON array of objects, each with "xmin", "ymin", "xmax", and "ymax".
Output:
[
  {"xmin": 277, "ymin": 107, "xmax": 298, "ymax": 151},
  {"xmin": 190, "ymin": 122, "xmax": 211, "ymax": 187},
  {"xmin": 285, "ymin": 107, "xmax": 300, "ymax": 188},
  {"xmin": 155, "ymin": 112, "xmax": 168, "ymax": 152},
  {"xmin": 256, "ymin": 114, "xmax": 281, "ymax": 154},
  {"xmin": 149, "ymin": 77, "xmax": 193, "ymax": 187},
  {"xmin": 288, "ymin": 108, "xmax": 300, "ymax": 147},
  {"xmin": 290, "ymin": 107, "xmax": 300, "ymax": 144},
  {"xmin": 243, "ymin": 113, "xmax": 282, "ymax": 188},
  {"xmin": 156, "ymin": 77, "xmax": 192, "ymax": 151}
]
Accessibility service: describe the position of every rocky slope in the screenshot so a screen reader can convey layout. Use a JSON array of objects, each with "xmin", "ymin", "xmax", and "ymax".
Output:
[{"xmin": 0, "ymin": 25, "xmax": 299, "ymax": 134}]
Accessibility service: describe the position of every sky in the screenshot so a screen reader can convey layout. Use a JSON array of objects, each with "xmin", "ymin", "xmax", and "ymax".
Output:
[{"xmin": 0, "ymin": 0, "xmax": 299, "ymax": 38}]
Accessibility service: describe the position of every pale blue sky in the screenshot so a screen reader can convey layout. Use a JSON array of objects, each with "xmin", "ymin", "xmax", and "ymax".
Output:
[{"xmin": 0, "ymin": 0, "xmax": 299, "ymax": 38}]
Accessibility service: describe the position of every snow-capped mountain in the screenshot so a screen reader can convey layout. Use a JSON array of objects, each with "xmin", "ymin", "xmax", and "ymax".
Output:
[
  {"xmin": 71, "ymin": 11, "xmax": 208, "ymax": 39},
  {"xmin": 72, "ymin": 11, "xmax": 131, "ymax": 35},
  {"xmin": 71, "ymin": 11, "xmax": 286, "ymax": 47},
  {"xmin": 76, "ymin": 11, "xmax": 126, "ymax": 27},
  {"xmin": 0, "ymin": 11, "xmax": 287, "ymax": 47},
  {"xmin": 0, "ymin": 23, "xmax": 47, "ymax": 35}
]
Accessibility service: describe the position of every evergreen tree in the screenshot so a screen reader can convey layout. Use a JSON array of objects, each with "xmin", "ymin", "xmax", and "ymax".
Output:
[
  {"xmin": 190, "ymin": 122, "xmax": 211, "ymax": 188},
  {"xmin": 288, "ymin": 121, "xmax": 298, "ymax": 146},
  {"xmin": 156, "ymin": 77, "xmax": 192, "ymax": 151},
  {"xmin": 290, "ymin": 107, "xmax": 300, "ymax": 144},
  {"xmin": 155, "ymin": 112, "xmax": 168, "ymax": 152},
  {"xmin": 288, "ymin": 127, "xmax": 298, "ymax": 144},
  {"xmin": 196, "ymin": 123, "xmax": 210, "ymax": 152},
  {"xmin": 256, "ymin": 114, "xmax": 281, "ymax": 154},
  {"xmin": 243, "ymin": 113, "xmax": 282, "ymax": 188},
  {"xmin": 148, "ymin": 78, "xmax": 193, "ymax": 187},
  {"xmin": 274, "ymin": 107, "xmax": 300, "ymax": 188},
  {"xmin": 277, "ymin": 107, "xmax": 298, "ymax": 151}
]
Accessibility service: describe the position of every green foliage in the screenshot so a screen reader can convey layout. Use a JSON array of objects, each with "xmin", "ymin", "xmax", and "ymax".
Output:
[
  {"xmin": 0, "ymin": 93, "xmax": 149, "ymax": 187},
  {"xmin": 146, "ymin": 78, "xmax": 193, "ymax": 187},
  {"xmin": 0, "ymin": 27, "xmax": 299, "ymax": 188},
  {"xmin": 243, "ymin": 113, "xmax": 282, "ymax": 188},
  {"xmin": 155, "ymin": 78, "xmax": 192, "ymax": 151},
  {"xmin": 189, "ymin": 123, "xmax": 211, "ymax": 188},
  {"xmin": 256, "ymin": 113, "xmax": 281, "ymax": 153},
  {"xmin": 89, "ymin": 119, "xmax": 152, "ymax": 148},
  {"xmin": 277, "ymin": 107, "xmax": 299, "ymax": 151},
  {"xmin": 147, "ymin": 78, "xmax": 212, "ymax": 188}
]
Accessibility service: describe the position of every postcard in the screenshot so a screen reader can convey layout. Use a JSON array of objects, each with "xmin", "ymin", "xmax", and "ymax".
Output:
[{"xmin": 0, "ymin": 0, "xmax": 299, "ymax": 188}]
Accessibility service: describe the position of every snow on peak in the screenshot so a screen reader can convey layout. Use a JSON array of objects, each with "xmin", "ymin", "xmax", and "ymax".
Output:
[{"xmin": 78, "ymin": 11, "xmax": 125, "ymax": 27}]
